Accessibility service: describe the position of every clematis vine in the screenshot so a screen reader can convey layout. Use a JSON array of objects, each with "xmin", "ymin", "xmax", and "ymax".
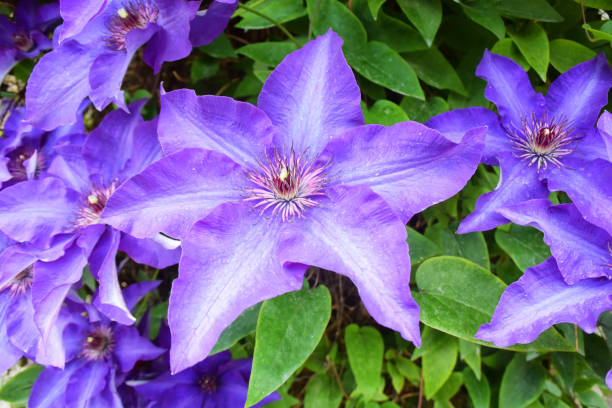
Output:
[
  {"xmin": 426, "ymin": 51, "xmax": 612, "ymax": 234},
  {"xmin": 102, "ymin": 30, "xmax": 486, "ymax": 372},
  {"xmin": 0, "ymin": 102, "xmax": 179, "ymax": 359},
  {"xmin": 0, "ymin": 0, "xmax": 60, "ymax": 80},
  {"xmin": 25, "ymin": 0, "xmax": 237, "ymax": 130},
  {"xmin": 133, "ymin": 350, "xmax": 280, "ymax": 407},
  {"xmin": 474, "ymin": 199, "xmax": 612, "ymax": 389}
]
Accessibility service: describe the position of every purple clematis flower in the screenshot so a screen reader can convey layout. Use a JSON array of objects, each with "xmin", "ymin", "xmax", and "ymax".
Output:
[
  {"xmin": 0, "ymin": 0, "xmax": 60, "ymax": 80},
  {"xmin": 474, "ymin": 199, "xmax": 612, "ymax": 389},
  {"xmin": 102, "ymin": 30, "xmax": 485, "ymax": 372},
  {"xmin": 0, "ymin": 102, "xmax": 179, "ymax": 356},
  {"xmin": 29, "ymin": 282, "xmax": 165, "ymax": 408},
  {"xmin": 25, "ymin": 0, "xmax": 236, "ymax": 131},
  {"xmin": 426, "ymin": 51, "xmax": 612, "ymax": 234},
  {"xmin": 133, "ymin": 350, "xmax": 280, "ymax": 407}
]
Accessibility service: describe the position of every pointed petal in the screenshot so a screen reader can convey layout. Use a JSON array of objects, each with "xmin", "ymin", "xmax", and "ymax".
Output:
[
  {"xmin": 122, "ymin": 280, "xmax": 161, "ymax": 311},
  {"xmin": 88, "ymin": 50, "xmax": 132, "ymax": 112},
  {"xmin": 65, "ymin": 361, "xmax": 109, "ymax": 408},
  {"xmin": 498, "ymin": 200, "xmax": 612, "ymax": 284},
  {"xmin": 458, "ymin": 153, "xmax": 549, "ymax": 233},
  {"xmin": 476, "ymin": 50, "xmax": 545, "ymax": 131},
  {"xmin": 119, "ymin": 234, "xmax": 180, "ymax": 269},
  {"xmin": 102, "ymin": 148, "xmax": 243, "ymax": 239},
  {"xmin": 169, "ymin": 203, "xmax": 303, "ymax": 372},
  {"xmin": 113, "ymin": 326, "xmax": 165, "ymax": 372},
  {"xmin": 546, "ymin": 54, "xmax": 612, "ymax": 131},
  {"xmin": 58, "ymin": 0, "xmax": 106, "ymax": 42},
  {"xmin": 258, "ymin": 30, "xmax": 364, "ymax": 156},
  {"xmin": 280, "ymin": 185, "xmax": 421, "ymax": 346},
  {"xmin": 189, "ymin": 0, "xmax": 237, "ymax": 47},
  {"xmin": 29, "ymin": 360, "xmax": 85, "ymax": 408},
  {"xmin": 322, "ymin": 122, "xmax": 484, "ymax": 223},
  {"xmin": 475, "ymin": 258, "xmax": 612, "ymax": 347},
  {"xmin": 597, "ymin": 110, "xmax": 612, "ymax": 161},
  {"xmin": 426, "ymin": 107, "xmax": 510, "ymax": 166},
  {"xmin": 158, "ymin": 89, "xmax": 273, "ymax": 167},
  {"xmin": 545, "ymin": 158, "xmax": 612, "ymax": 237}
]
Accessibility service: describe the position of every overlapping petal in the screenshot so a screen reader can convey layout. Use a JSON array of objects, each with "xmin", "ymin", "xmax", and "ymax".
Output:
[
  {"xmin": 113, "ymin": 325, "xmax": 165, "ymax": 372},
  {"xmin": 189, "ymin": 0, "xmax": 238, "ymax": 47}
]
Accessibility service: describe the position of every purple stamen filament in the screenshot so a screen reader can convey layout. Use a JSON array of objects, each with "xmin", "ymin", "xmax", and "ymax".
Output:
[
  {"xmin": 199, "ymin": 375, "xmax": 218, "ymax": 393},
  {"xmin": 1, "ymin": 266, "xmax": 34, "ymax": 297},
  {"xmin": 105, "ymin": 1, "xmax": 159, "ymax": 51},
  {"xmin": 82, "ymin": 325, "xmax": 115, "ymax": 361},
  {"xmin": 75, "ymin": 184, "xmax": 117, "ymax": 228}
]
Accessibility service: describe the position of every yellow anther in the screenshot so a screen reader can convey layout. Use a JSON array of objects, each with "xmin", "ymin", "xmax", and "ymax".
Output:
[
  {"xmin": 87, "ymin": 194, "xmax": 99, "ymax": 205},
  {"xmin": 87, "ymin": 336, "xmax": 94, "ymax": 343},
  {"xmin": 279, "ymin": 167, "xmax": 289, "ymax": 182},
  {"xmin": 117, "ymin": 8, "xmax": 129, "ymax": 18}
]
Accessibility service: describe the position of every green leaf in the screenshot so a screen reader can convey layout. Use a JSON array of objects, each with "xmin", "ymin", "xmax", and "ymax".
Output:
[
  {"xmin": 403, "ymin": 47, "xmax": 467, "ymax": 95},
  {"xmin": 550, "ymin": 39, "xmax": 596, "ymax": 73},
  {"xmin": 425, "ymin": 224, "xmax": 490, "ymax": 270},
  {"xmin": 508, "ymin": 22, "xmax": 549, "ymax": 82},
  {"xmin": 433, "ymin": 372, "xmax": 463, "ymax": 402},
  {"xmin": 364, "ymin": 100, "xmax": 409, "ymax": 126},
  {"xmin": 304, "ymin": 373, "xmax": 343, "ymax": 408},
  {"xmin": 463, "ymin": 367, "xmax": 490, "ymax": 408},
  {"xmin": 237, "ymin": 42, "xmax": 298, "ymax": 67},
  {"xmin": 345, "ymin": 324, "xmax": 385, "ymax": 400},
  {"xmin": 575, "ymin": 0, "xmax": 612, "ymax": 7},
  {"xmin": 413, "ymin": 256, "xmax": 575, "ymax": 352},
  {"xmin": 307, "ymin": 0, "xmax": 367, "ymax": 51},
  {"xmin": 246, "ymin": 286, "xmax": 332, "ymax": 407},
  {"xmin": 499, "ymin": 355, "xmax": 547, "ymax": 408},
  {"xmin": 211, "ymin": 303, "xmax": 262, "ymax": 354},
  {"xmin": 397, "ymin": 0, "xmax": 442, "ymax": 47},
  {"xmin": 366, "ymin": 11, "xmax": 428, "ymax": 53},
  {"xmin": 406, "ymin": 227, "xmax": 442, "ymax": 265},
  {"xmin": 577, "ymin": 390, "xmax": 608, "ymax": 408},
  {"xmin": 190, "ymin": 58, "xmax": 219, "ymax": 82},
  {"xmin": 386, "ymin": 361, "xmax": 405, "ymax": 393},
  {"xmin": 0, "ymin": 365, "xmax": 44, "ymax": 404},
  {"xmin": 494, "ymin": 0, "xmax": 563, "ymax": 22},
  {"xmin": 199, "ymin": 34, "xmax": 237, "ymax": 58},
  {"xmin": 459, "ymin": 339, "xmax": 481, "ymax": 380},
  {"xmin": 367, "ymin": 0, "xmax": 386, "ymax": 19},
  {"xmin": 236, "ymin": 0, "xmax": 307, "ymax": 30},
  {"xmin": 400, "ymin": 96, "xmax": 448, "ymax": 123},
  {"xmin": 495, "ymin": 225, "xmax": 550, "ymax": 272},
  {"xmin": 461, "ymin": 1, "xmax": 505, "ymax": 40},
  {"xmin": 420, "ymin": 328, "xmax": 458, "ymax": 398},
  {"xmin": 394, "ymin": 356, "xmax": 421, "ymax": 385},
  {"xmin": 491, "ymin": 38, "xmax": 530, "ymax": 71},
  {"xmin": 583, "ymin": 22, "xmax": 612, "ymax": 45},
  {"xmin": 346, "ymin": 42, "xmax": 424, "ymax": 99},
  {"xmin": 11, "ymin": 59, "xmax": 35, "ymax": 83}
]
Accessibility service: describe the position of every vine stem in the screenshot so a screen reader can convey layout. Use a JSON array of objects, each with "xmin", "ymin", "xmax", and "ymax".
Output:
[{"xmin": 237, "ymin": 3, "xmax": 301, "ymax": 47}]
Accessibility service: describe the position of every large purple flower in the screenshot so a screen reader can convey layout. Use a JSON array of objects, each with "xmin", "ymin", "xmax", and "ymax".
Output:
[
  {"xmin": 0, "ymin": 0, "xmax": 59, "ymax": 80},
  {"xmin": 102, "ymin": 30, "xmax": 485, "ymax": 372},
  {"xmin": 29, "ymin": 282, "xmax": 165, "ymax": 408},
  {"xmin": 0, "ymin": 102, "xmax": 179, "ymax": 354},
  {"xmin": 134, "ymin": 350, "xmax": 279, "ymax": 407},
  {"xmin": 25, "ymin": 0, "xmax": 236, "ymax": 130},
  {"xmin": 426, "ymin": 51, "xmax": 612, "ymax": 234}
]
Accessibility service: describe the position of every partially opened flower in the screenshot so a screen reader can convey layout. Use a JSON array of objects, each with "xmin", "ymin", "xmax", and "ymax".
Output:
[
  {"xmin": 0, "ymin": 0, "xmax": 60, "ymax": 80},
  {"xmin": 426, "ymin": 51, "xmax": 612, "ymax": 234},
  {"xmin": 26, "ymin": 0, "xmax": 236, "ymax": 130},
  {"xmin": 134, "ymin": 350, "xmax": 279, "ymax": 407},
  {"xmin": 102, "ymin": 30, "xmax": 485, "ymax": 372}
]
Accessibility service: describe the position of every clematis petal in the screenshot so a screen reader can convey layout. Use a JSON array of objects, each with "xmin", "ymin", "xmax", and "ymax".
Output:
[
  {"xmin": 169, "ymin": 202, "xmax": 304, "ymax": 373},
  {"xmin": 189, "ymin": 0, "xmax": 238, "ymax": 47},
  {"xmin": 498, "ymin": 200, "xmax": 612, "ymax": 284},
  {"xmin": 32, "ymin": 242, "xmax": 87, "ymax": 344},
  {"xmin": 158, "ymin": 89, "xmax": 273, "ymax": 167},
  {"xmin": 142, "ymin": 0, "xmax": 200, "ymax": 73},
  {"xmin": 258, "ymin": 30, "xmax": 364, "ymax": 156},
  {"xmin": 48, "ymin": 144, "xmax": 91, "ymax": 194},
  {"xmin": 607, "ymin": 369, "xmax": 612, "ymax": 390},
  {"xmin": 113, "ymin": 326, "xmax": 165, "ymax": 372},
  {"xmin": 102, "ymin": 148, "xmax": 244, "ymax": 239},
  {"xmin": 0, "ymin": 293, "xmax": 23, "ymax": 374},
  {"xmin": 88, "ymin": 50, "xmax": 131, "ymax": 112},
  {"xmin": 120, "ymin": 117, "xmax": 163, "ymax": 180},
  {"xmin": 58, "ymin": 0, "xmax": 107, "ymax": 42},
  {"xmin": 0, "ymin": 178, "xmax": 79, "ymax": 245},
  {"xmin": 90, "ymin": 227, "xmax": 134, "ymax": 325},
  {"xmin": 426, "ymin": 107, "xmax": 510, "ymax": 165},
  {"xmin": 597, "ymin": 111, "xmax": 612, "ymax": 161},
  {"xmin": 119, "ymin": 234, "xmax": 180, "ymax": 269},
  {"xmin": 322, "ymin": 123, "xmax": 484, "ymax": 223},
  {"xmin": 25, "ymin": 41, "xmax": 98, "ymax": 130},
  {"xmin": 0, "ymin": 48, "xmax": 17, "ymax": 85},
  {"xmin": 65, "ymin": 361, "xmax": 109, "ymax": 408},
  {"xmin": 280, "ymin": 185, "xmax": 421, "ymax": 346},
  {"xmin": 475, "ymin": 258, "xmax": 612, "ymax": 347},
  {"xmin": 0, "ymin": 245, "xmax": 37, "ymax": 289},
  {"xmin": 457, "ymin": 153, "xmax": 548, "ymax": 233},
  {"xmin": 122, "ymin": 280, "xmax": 161, "ymax": 311},
  {"xmin": 29, "ymin": 360, "xmax": 86, "ymax": 408},
  {"xmin": 545, "ymin": 158, "xmax": 612, "ymax": 237},
  {"xmin": 7, "ymin": 292, "xmax": 38, "ymax": 357},
  {"xmin": 476, "ymin": 50, "xmax": 545, "ymax": 131},
  {"xmin": 546, "ymin": 54, "xmax": 612, "ymax": 131}
]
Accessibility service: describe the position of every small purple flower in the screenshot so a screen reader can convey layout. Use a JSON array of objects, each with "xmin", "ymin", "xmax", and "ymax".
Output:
[
  {"xmin": 426, "ymin": 51, "xmax": 612, "ymax": 234},
  {"xmin": 0, "ymin": 0, "xmax": 60, "ymax": 80},
  {"xmin": 133, "ymin": 351, "xmax": 280, "ymax": 407},
  {"xmin": 102, "ymin": 30, "xmax": 485, "ymax": 372},
  {"xmin": 25, "ymin": 0, "xmax": 236, "ymax": 130}
]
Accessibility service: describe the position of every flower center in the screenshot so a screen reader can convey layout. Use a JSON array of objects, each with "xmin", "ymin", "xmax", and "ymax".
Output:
[
  {"xmin": 198, "ymin": 375, "xmax": 218, "ymax": 393},
  {"xmin": 12, "ymin": 32, "xmax": 34, "ymax": 52},
  {"xmin": 1, "ymin": 266, "xmax": 33, "ymax": 297},
  {"xmin": 75, "ymin": 184, "xmax": 117, "ymax": 228},
  {"xmin": 6, "ymin": 147, "xmax": 45, "ymax": 182},
  {"xmin": 105, "ymin": 1, "xmax": 159, "ymax": 51},
  {"xmin": 82, "ymin": 325, "xmax": 115, "ymax": 360},
  {"xmin": 244, "ymin": 148, "xmax": 328, "ymax": 221},
  {"xmin": 509, "ymin": 114, "xmax": 577, "ymax": 171}
]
